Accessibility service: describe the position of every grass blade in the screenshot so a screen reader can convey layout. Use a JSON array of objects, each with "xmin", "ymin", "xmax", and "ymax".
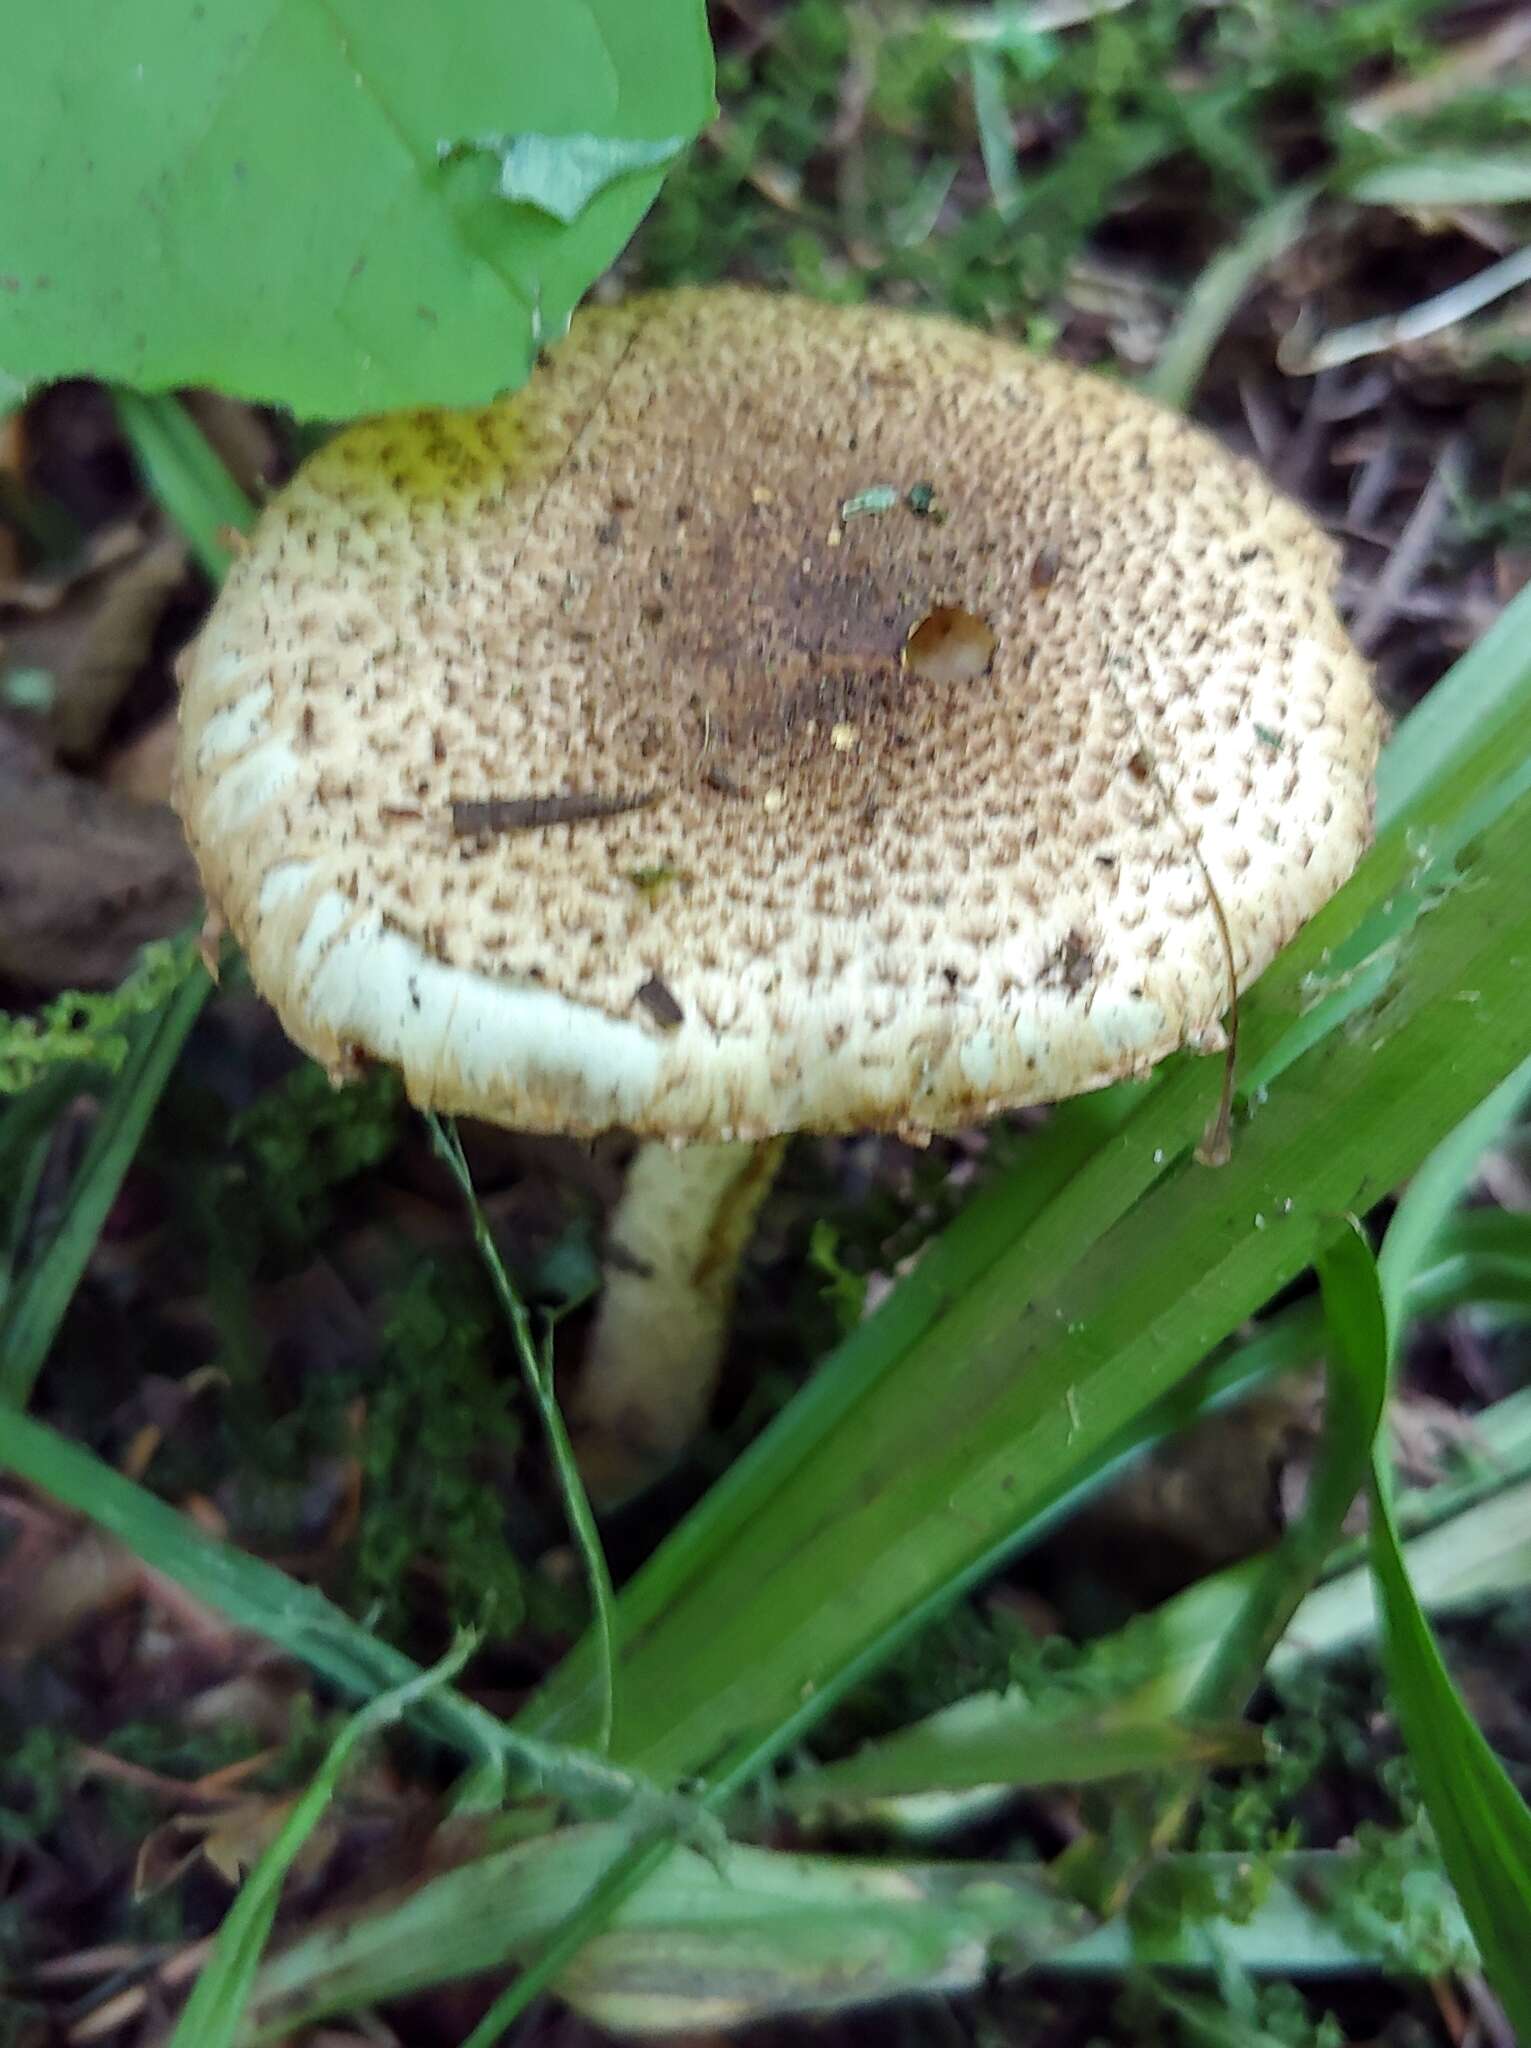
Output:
[
  {"xmin": 0, "ymin": 946, "xmax": 209, "ymax": 1406},
  {"xmin": 240, "ymin": 1822, "xmax": 1087, "ymax": 2043},
  {"xmin": 0, "ymin": 1406, "xmax": 644, "ymax": 1814},
  {"xmin": 1376, "ymin": 578, "xmax": 1531, "ymax": 824},
  {"xmin": 1379, "ymin": 1052, "xmax": 1531, "ymax": 1337},
  {"xmin": 1317, "ymin": 1222, "xmax": 1531, "ymax": 2039},
  {"xmin": 172, "ymin": 1638, "xmax": 475, "ymax": 2048},
  {"xmin": 113, "ymin": 390, "xmax": 257, "ymax": 579},
  {"xmin": 528, "ymin": 767, "xmax": 1531, "ymax": 1775},
  {"xmin": 1346, "ymin": 152, "xmax": 1531, "ymax": 207},
  {"xmin": 426, "ymin": 1113, "xmax": 619, "ymax": 1755},
  {"xmin": 782, "ymin": 1697, "xmax": 1262, "ymax": 1809},
  {"xmin": 1053, "ymin": 1848, "xmax": 1474, "ymax": 1977},
  {"xmin": 1181, "ymin": 1235, "xmax": 1384, "ymax": 1722},
  {"xmin": 1143, "ymin": 181, "xmax": 1317, "ymax": 410}
]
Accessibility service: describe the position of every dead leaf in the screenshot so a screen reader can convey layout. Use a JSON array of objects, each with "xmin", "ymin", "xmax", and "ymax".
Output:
[
  {"xmin": 0, "ymin": 718, "xmax": 198, "ymax": 989},
  {"xmin": 0, "ymin": 1525, "xmax": 141, "ymax": 1661},
  {"xmin": 104, "ymin": 701, "xmax": 178, "ymax": 804},
  {"xmin": 182, "ymin": 392, "xmax": 279, "ymax": 501},
  {"xmin": 1, "ymin": 531, "xmax": 186, "ymax": 758}
]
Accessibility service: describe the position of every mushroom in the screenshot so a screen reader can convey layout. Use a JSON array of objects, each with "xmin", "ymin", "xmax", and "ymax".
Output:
[{"xmin": 173, "ymin": 286, "xmax": 1382, "ymax": 1503}]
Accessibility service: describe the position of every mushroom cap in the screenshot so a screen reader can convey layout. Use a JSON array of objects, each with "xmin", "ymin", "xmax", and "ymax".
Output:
[{"xmin": 175, "ymin": 287, "xmax": 1382, "ymax": 1141}]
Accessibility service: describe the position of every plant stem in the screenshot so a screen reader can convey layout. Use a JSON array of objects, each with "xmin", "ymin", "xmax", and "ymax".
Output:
[{"xmin": 425, "ymin": 1113, "xmax": 620, "ymax": 1754}]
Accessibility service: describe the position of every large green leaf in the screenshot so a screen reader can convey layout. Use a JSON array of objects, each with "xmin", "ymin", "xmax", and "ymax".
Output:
[{"xmin": 0, "ymin": 1, "xmax": 714, "ymax": 417}]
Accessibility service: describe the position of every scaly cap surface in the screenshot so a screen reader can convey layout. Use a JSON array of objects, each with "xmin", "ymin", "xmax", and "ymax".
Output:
[{"xmin": 175, "ymin": 287, "xmax": 1382, "ymax": 1139}]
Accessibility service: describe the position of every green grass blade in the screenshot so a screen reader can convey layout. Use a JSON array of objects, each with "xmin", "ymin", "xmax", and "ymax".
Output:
[
  {"xmin": 969, "ymin": 50, "xmax": 1023, "ymax": 220},
  {"xmin": 0, "ymin": 1406, "xmax": 644, "ymax": 1815},
  {"xmin": 1346, "ymin": 152, "xmax": 1531, "ymax": 207},
  {"xmin": 1054, "ymin": 1847, "xmax": 1475, "ymax": 1978},
  {"xmin": 426, "ymin": 1113, "xmax": 619, "ymax": 1755},
  {"xmin": 241, "ymin": 1821, "xmax": 1087, "ymax": 2042},
  {"xmin": 1376, "ymin": 575, "xmax": 1531, "ymax": 824},
  {"xmin": 1378, "ymin": 1052, "xmax": 1531, "ymax": 1338},
  {"xmin": 1411, "ymin": 1207, "xmax": 1531, "ymax": 1318},
  {"xmin": 1317, "ymin": 1224, "xmax": 1531, "ymax": 2039},
  {"xmin": 172, "ymin": 1638, "xmax": 476, "ymax": 2048},
  {"xmin": 0, "ymin": 1071, "xmax": 78, "ymax": 1315},
  {"xmin": 782, "ymin": 1699, "xmax": 1262, "ymax": 1809},
  {"xmin": 1186, "ymin": 1220, "xmax": 1387, "ymax": 1721},
  {"xmin": 113, "ymin": 389, "xmax": 257, "ymax": 579},
  {"xmin": 1369, "ymin": 1461, "xmax": 1531, "ymax": 2042},
  {"xmin": 1142, "ymin": 182, "xmax": 1317, "ymax": 410},
  {"xmin": 1274, "ymin": 1474, "xmax": 1531, "ymax": 1675},
  {"xmin": 0, "ymin": 946, "xmax": 210, "ymax": 1406},
  {"xmin": 529, "ymin": 768, "xmax": 1531, "ymax": 1775}
]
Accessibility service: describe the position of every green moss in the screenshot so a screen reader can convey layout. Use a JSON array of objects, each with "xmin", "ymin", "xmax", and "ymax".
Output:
[
  {"xmin": 350, "ymin": 1257, "xmax": 529, "ymax": 1636},
  {"xmin": 232, "ymin": 1061, "xmax": 404, "ymax": 1251},
  {"xmin": 0, "ymin": 934, "xmax": 199, "ymax": 1095}
]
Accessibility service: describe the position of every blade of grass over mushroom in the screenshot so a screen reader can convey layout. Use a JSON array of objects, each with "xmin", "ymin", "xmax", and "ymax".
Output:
[
  {"xmin": 539, "ymin": 592, "xmax": 1531, "ymax": 1689},
  {"xmin": 529, "ymin": 769, "xmax": 1531, "ymax": 1775},
  {"xmin": 0, "ymin": 1407, "xmax": 650, "ymax": 1815},
  {"xmin": 0, "ymin": 942, "xmax": 210, "ymax": 1408},
  {"xmin": 113, "ymin": 390, "xmax": 257, "ymax": 581},
  {"xmin": 527, "ymin": 621, "xmax": 1531, "ymax": 1754}
]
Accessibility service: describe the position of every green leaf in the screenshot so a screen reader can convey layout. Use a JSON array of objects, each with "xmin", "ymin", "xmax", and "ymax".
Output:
[
  {"xmin": 1378, "ymin": 1052, "xmax": 1531, "ymax": 1341},
  {"xmin": 1376, "ymin": 577, "xmax": 1531, "ymax": 823},
  {"xmin": 1184, "ymin": 1218, "xmax": 1386, "ymax": 1724},
  {"xmin": 427, "ymin": 1114, "xmax": 619, "ymax": 1755},
  {"xmin": 0, "ymin": 1403, "xmax": 651, "ymax": 1817},
  {"xmin": 969, "ymin": 51, "xmax": 1023, "ymax": 220},
  {"xmin": 0, "ymin": 1, "xmax": 715, "ymax": 419},
  {"xmin": 1369, "ymin": 1469, "xmax": 1531, "ymax": 2043},
  {"xmin": 1055, "ymin": 1847, "xmax": 1476, "ymax": 1979}
]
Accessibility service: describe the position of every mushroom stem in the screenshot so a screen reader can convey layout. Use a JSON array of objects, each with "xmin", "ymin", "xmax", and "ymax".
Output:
[{"xmin": 572, "ymin": 1136, "xmax": 787, "ymax": 1506}]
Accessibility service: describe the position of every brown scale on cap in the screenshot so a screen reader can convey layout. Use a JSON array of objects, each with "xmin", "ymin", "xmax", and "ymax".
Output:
[{"xmin": 174, "ymin": 287, "xmax": 1382, "ymax": 1142}]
